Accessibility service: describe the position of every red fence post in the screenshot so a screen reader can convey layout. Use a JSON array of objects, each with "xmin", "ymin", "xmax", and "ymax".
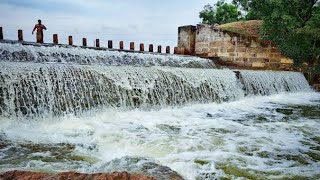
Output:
[
  {"xmin": 140, "ymin": 43, "xmax": 144, "ymax": 51},
  {"xmin": 68, "ymin": 36, "xmax": 73, "ymax": 45},
  {"xmin": 53, "ymin": 34, "xmax": 58, "ymax": 44},
  {"xmin": 158, "ymin": 45, "xmax": 162, "ymax": 53},
  {"xmin": 82, "ymin": 38, "xmax": 87, "ymax": 46},
  {"xmin": 166, "ymin": 46, "xmax": 170, "ymax": 54},
  {"xmin": 119, "ymin": 41, "xmax": 124, "ymax": 50},
  {"xmin": 174, "ymin": 47, "xmax": 178, "ymax": 54},
  {"xmin": 0, "ymin": 27, "xmax": 3, "ymax": 40},
  {"xmin": 130, "ymin": 42, "xmax": 134, "ymax": 51},
  {"xmin": 96, "ymin": 39, "xmax": 100, "ymax": 48},
  {"xmin": 149, "ymin": 44, "xmax": 153, "ymax": 52},
  {"xmin": 108, "ymin": 40, "xmax": 113, "ymax": 49},
  {"xmin": 18, "ymin": 30, "xmax": 23, "ymax": 41}
]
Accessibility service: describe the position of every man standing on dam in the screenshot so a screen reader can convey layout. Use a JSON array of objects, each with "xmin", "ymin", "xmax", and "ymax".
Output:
[{"xmin": 32, "ymin": 19, "xmax": 47, "ymax": 43}]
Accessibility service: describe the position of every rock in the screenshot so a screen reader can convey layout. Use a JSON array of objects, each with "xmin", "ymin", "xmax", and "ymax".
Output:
[
  {"xmin": 95, "ymin": 156, "xmax": 184, "ymax": 180},
  {"xmin": 251, "ymin": 62, "xmax": 265, "ymax": 68},
  {"xmin": 280, "ymin": 58, "xmax": 294, "ymax": 64},
  {"xmin": 0, "ymin": 170, "xmax": 157, "ymax": 180},
  {"xmin": 313, "ymin": 83, "xmax": 320, "ymax": 91}
]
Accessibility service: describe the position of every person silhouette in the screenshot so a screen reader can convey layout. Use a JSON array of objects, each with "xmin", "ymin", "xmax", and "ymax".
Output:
[{"xmin": 32, "ymin": 19, "xmax": 47, "ymax": 43}]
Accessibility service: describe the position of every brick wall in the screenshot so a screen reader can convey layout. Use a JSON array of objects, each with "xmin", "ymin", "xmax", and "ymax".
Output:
[{"xmin": 179, "ymin": 24, "xmax": 293, "ymax": 70}]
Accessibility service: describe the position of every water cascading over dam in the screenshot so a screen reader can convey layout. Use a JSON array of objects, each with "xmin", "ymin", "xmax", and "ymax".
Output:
[
  {"xmin": 0, "ymin": 42, "xmax": 311, "ymax": 118},
  {"xmin": 1, "ymin": 42, "xmax": 320, "ymax": 180}
]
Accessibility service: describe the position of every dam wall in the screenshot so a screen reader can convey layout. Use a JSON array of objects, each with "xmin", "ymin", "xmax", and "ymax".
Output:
[
  {"xmin": 178, "ymin": 24, "xmax": 294, "ymax": 70},
  {"xmin": 0, "ymin": 42, "xmax": 311, "ymax": 118}
]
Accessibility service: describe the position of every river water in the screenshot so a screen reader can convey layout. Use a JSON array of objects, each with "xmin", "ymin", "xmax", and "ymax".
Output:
[{"xmin": 0, "ymin": 43, "xmax": 319, "ymax": 179}]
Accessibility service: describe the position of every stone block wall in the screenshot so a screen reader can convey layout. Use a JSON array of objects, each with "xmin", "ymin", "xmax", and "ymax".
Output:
[
  {"xmin": 178, "ymin": 25, "xmax": 196, "ymax": 55},
  {"xmin": 178, "ymin": 24, "xmax": 293, "ymax": 70}
]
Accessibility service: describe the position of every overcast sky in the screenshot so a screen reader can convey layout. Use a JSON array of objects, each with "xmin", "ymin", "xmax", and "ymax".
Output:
[{"xmin": 0, "ymin": 0, "xmax": 218, "ymax": 50}]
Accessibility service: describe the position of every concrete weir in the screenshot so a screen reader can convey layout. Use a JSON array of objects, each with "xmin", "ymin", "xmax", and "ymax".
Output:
[{"xmin": 0, "ymin": 41, "xmax": 311, "ymax": 118}]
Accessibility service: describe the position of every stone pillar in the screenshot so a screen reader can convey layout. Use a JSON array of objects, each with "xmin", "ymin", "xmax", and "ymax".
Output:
[
  {"xmin": 108, "ymin": 40, "xmax": 113, "ymax": 48},
  {"xmin": 18, "ymin": 30, "xmax": 23, "ymax": 41},
  {"xmin": 68, "ymin": 36, "xmax": 73, "ymax": 45},
  {"xmin": 0, "ymin": 27, "xmax": 3, "ymax": 40},
  {"xmin": 82, "ymin": 38, "xmax": 87, "ymax": 46},
  {"xmin": 119, "ymin": 41, "xmax": 124, "ymax": 50},
  {"xmin": 149, "ymin": 44, "xmax": 153, "ymax": 52},
  {"xmin": 130, "ymin": 42, "xmax": 134, "ymax": 51},
  {"xmin": 96, "ymin": 39, "xmax": 100, "ymax": 48},
  {"xmin": 53, "ymin": 34, "xmax": 58, "ymax": 44},
  {"xmin": 180, "ymin": 47, "xmax": 186, "ymax": 55},
  {"xmin": 166, "ymin": 46, "xmax": 170, "ymax": 54},
  {"xmin": 158, "ymin": 45, "xmax": 162, "ymax": 53},
  {"xmin": 140, "ymin": 43, "xmax": 144, "ymax": 51},
  {"xmin": 178, "ymin": 25, "xmax": 196, "ymax": 55},
  {"xmin": 174, "ymin": 47, "xmax": 178, "ymax": 54}
]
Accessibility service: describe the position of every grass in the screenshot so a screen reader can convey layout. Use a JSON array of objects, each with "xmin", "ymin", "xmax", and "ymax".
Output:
[{"xmin": 218, "ymin": 20, "xmax": 262, "ymax": 37}]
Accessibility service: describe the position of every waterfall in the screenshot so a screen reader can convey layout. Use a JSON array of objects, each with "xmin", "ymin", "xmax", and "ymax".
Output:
[
  {"xmin": 0, "ymin": 42, "xmax": 215, "ymax": 68},
  {"xmin": 239, "ymin": 70, "xmax": 311, "ymax": 96},
  {"xmin": 0, "ymin": 62, "xmax": 242, "ymax": 117},
  {"xmin": 0, "ymin": 42, "xmax": 312, "ymax": 118}
]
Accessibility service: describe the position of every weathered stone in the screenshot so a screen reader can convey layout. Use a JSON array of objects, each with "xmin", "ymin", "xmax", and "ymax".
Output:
[
  {"xmin": 210, "ymin": 48, "xmax": 219, "ymax": 53},
  {"xmin": 252, "ymin": 62, "xmax": 266, "ymax": 68},
  {"xmin": 201, "ymin": 48, "xmax": 209, "ymax": 53},
  {"xmin": 237, "ymin": 47, "xmax": 247, "ymax": 52},
  {"xmin": 281, "ymin": 58, "xmax": 294, "ymax": 64},
  {"xmin": 229, "ymin": 52, "xmax": 236, "ymax": 56},
  {"xmin": 227, "ymin": 48, "xmax": 235, "ymax": 53},
  {"xmin": 208, "ymin": 52, "xmax": 218, "ymax": 57},
  {"xmin": 313, "ymin": 84, "xmax": 320, "ymax": 91},
  {"xmin": 178, "ymin": 25, "xmax": 196, "ymax": 54},
  {"xmin": 178, "ymin": 23, "xmax": 293, "ymax": 70}
]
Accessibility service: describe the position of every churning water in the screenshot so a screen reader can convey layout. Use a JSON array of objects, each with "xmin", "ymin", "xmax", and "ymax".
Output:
[{"xmin": 0, "ymin": 42, "xmax": 319, "ymax": 179}]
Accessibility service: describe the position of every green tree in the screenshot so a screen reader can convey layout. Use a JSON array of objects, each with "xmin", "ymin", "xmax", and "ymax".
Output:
[
  {"xmin": 258, "ymin": 0, "xmax": 319, "ymax": 66},
  {"xmin": 233, "ymin": 0, "xmax": 320, "ymax": 68},
  {"xmin": 199, "ymin": 0, "xmax": 240, "ymax": 25}
]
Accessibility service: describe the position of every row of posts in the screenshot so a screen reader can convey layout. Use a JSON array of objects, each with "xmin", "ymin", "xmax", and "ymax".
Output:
[{"xmin": 0, "ymin": 27, "xmax": 180, "ymax": 54}]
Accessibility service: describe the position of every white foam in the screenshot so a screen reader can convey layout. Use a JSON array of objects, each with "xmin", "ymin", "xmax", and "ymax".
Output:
[
  {"xmin": 0, "ymin": 42, "xmax": 215, "ymax": 68},
  {"xmin": 1, "ymin": 92, "xmax": 320, "ymax": 179}
]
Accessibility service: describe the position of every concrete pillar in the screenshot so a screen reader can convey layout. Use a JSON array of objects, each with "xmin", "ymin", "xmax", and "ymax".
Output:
[
  {"xmin": 178, "ymin": 25, "xmax": 196, "ymax": 55},
  {"xmin": 82, "ymin": 38, "xmax": 87, "ymax": 46},
  {"xmin": 158, "ymin": 45, "xmax": 162, "ymax": 53},
  {"xmin": 53, "ymin": 34, "xmax": 58, "ymax": 44},
  {"xmin": 108, "ymin": 40, "xmax": 113, "ymax": 49},
  {"xmin": 130, "ymin": 42, "xmax": 134, "ymax": 51},
  {"xmin": 68, "ymin": 36, "xmax": 73, "ymax": 45},
  {"xmin": 149, "ymin": 44, "xmax": 153, "ymax": 52},
  {"xmin": 0, "ymin": 27, "xmax": 3, "ymax": 40},
  {"xmin": 140, "ymin": 43, "xmax": 144, "ymax": 51},
  {"xmin": 18, "ymin": 30, "xmax": 23, "ymax": 41},
  {"xmin": 174, "ymin": 47, "xmax": 178, "ymax": 54},
  {"xmin": 119, "ymin": 41, "xmax": 124, "ymax": 50},
  {"xmin": 96, "ymin": 39, "xmax": 100, "ymax": 48},
  {"xmin": 166, "ymin": 46, "xmax": 170, "ymax": 54}
]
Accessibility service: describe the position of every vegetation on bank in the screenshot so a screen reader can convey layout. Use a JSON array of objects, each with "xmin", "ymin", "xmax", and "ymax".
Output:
[{"xmin": 199, "ymin": 0, "xmax": 320, "ymax": 72}]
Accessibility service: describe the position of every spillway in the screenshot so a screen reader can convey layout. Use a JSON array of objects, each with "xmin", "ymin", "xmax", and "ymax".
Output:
[{"xmin": 1, "ymin": 42, "xmax": 318, "ymax": 180}]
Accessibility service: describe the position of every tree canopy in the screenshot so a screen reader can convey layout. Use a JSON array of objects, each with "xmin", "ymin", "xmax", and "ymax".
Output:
[
  {"xmin": 199, "ymin": 0, "xmax": 239, "ymax": 25},
  {"xmin": 245, "ymin": 0, "xmax": 320, "ymax": 68}
]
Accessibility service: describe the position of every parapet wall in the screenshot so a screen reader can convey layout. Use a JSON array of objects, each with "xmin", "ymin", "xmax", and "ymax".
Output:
[{"xmin": 178, "ymin": 24, "xmax": 294, "ymax": 70}]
